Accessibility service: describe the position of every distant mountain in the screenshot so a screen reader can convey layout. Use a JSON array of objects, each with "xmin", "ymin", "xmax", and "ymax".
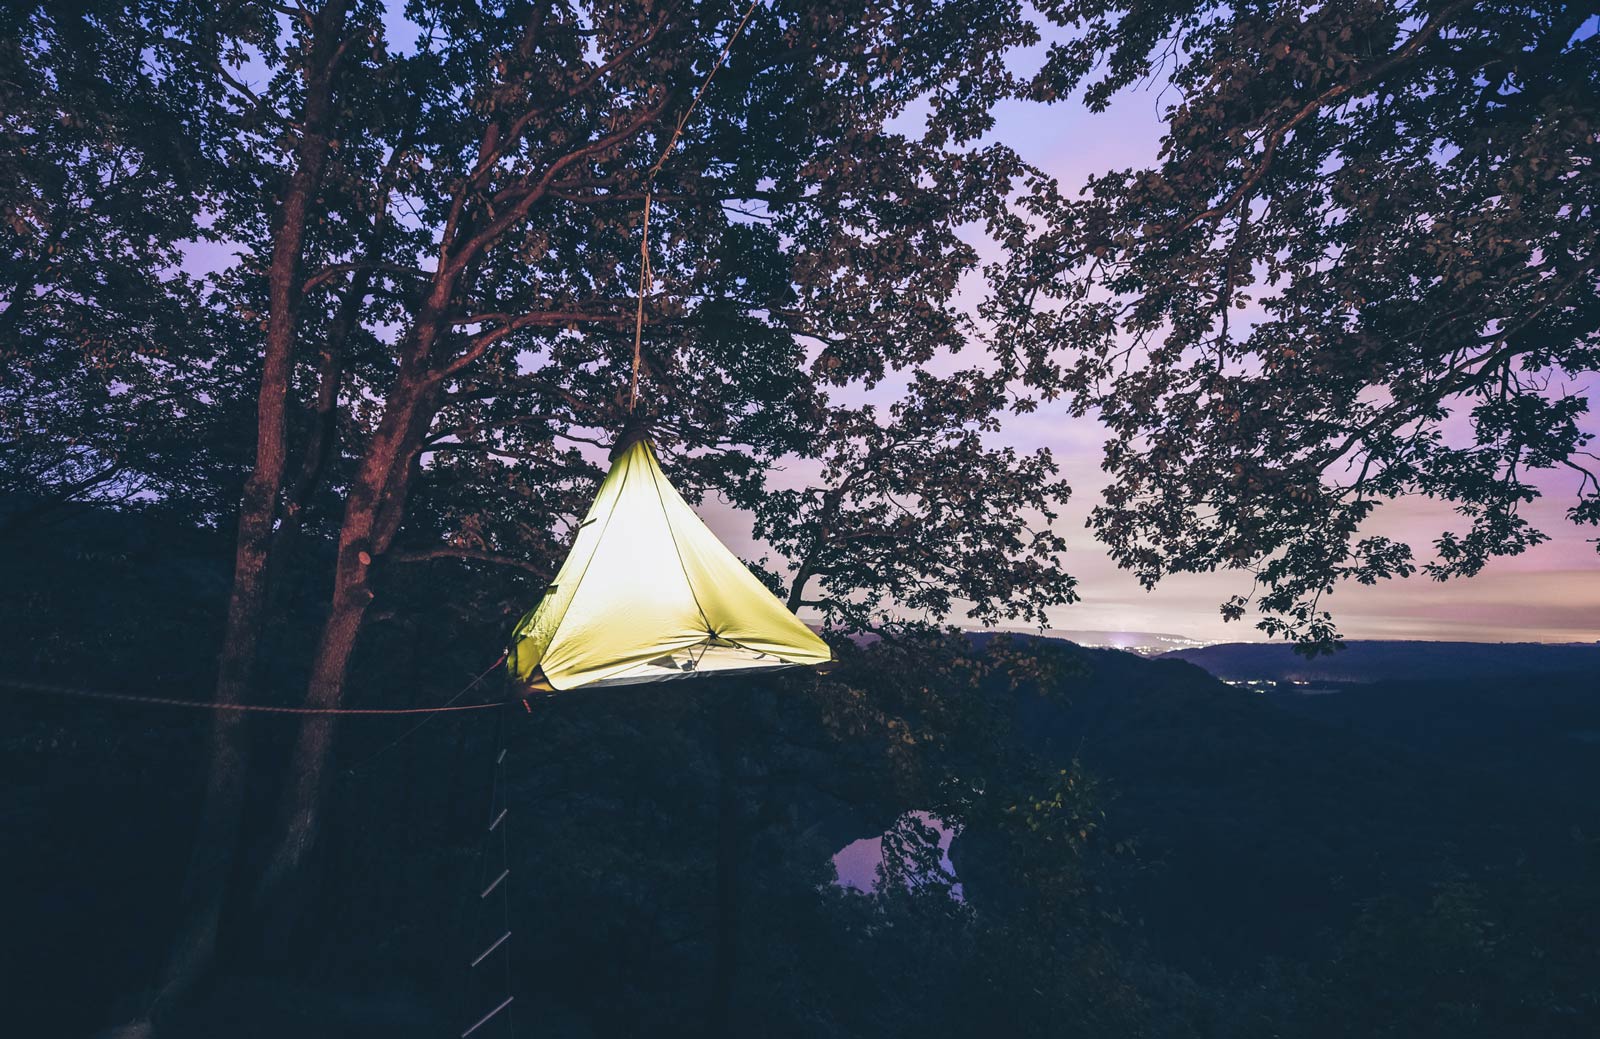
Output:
[
  {"xmin": 954, "ymin": 635, "xmax": 1600, "ymax": 972},
  {"xmin": 991, "ymin": 628, "xmax": 1223, "ymax": 656},
  {"xmin": 1163, "ymin": 639, "xmax": 1600, "ymax": 683}
]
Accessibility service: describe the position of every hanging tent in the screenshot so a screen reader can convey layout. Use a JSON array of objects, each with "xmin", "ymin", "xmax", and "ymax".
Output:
[
  {"xmin": 501, "ymin": 3, "xmax": 829, "ymax": 694},
  {"xmin": 506, "ymin": 436, "xmax": 834, "ymax": 692}
]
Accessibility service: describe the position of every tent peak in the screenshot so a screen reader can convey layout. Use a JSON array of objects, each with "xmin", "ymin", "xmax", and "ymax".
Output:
[{"xmin": 609, "ymin": 415, "xmax": 654, "ymax": 460}]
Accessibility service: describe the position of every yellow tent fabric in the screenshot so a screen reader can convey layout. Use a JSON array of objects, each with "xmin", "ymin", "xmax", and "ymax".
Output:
[{"xmin": 506, "ymin": 438, "xmax": 834, "ymax": 691}]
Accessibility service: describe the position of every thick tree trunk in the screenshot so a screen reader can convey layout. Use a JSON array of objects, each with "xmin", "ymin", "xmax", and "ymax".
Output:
[
  {"xmin": 244, "ymin": 5, "xmax": 649, "ymax": 938},
  {"xmin": 252, "ymin": 352, "xmax": 442, "ymax": 955},
  {"xmin": 258, "ymin": 148, "xmax": 405, "ymax": 657},
  {"xmin": 138, "ymin": 0, "xmax": 349, "ymax": 1022},
  {"xmin": 256, "ymin": 261, "xmax": 368, "ymax": 625},
  {"xmin": 252, "ymin": 567, "xmax": 371, "ymax": 957}
]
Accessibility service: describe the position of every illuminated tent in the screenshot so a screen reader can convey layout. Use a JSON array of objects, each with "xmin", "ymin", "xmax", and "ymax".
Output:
[{"xmin": 506, "ymin": 436, "xmax": 834, "ymax": 691}]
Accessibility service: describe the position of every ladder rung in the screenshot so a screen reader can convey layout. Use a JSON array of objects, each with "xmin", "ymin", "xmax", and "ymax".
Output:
[
  {"xmin": 462, "ymin": 996, "xmax": 513, "ymax": 1037},
  {"xmin": 471, "ymin": 930, "xmax": 511, "ymax": 968},
  {"xmin": 481, "ymin": 869, "xmax": 509, "ymax": 898},
  {"xmin": 488, "ymin": 808, "xmax": 506, "ymax": 832}
]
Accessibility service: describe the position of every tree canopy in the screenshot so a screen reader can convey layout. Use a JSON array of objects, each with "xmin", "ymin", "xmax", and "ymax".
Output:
[
  {"xmin": 3, "ymin": 0, "xmax": 1084, "ymax": 1013},
  {"xmin": 0, "ymin": 2, "xmax": 254, "ymax": 534},
  {"xmin": 993, "ymin": 0, "xmax": 1600, "ymax": 643},
  {"xmin": 6, "ymin": 1, "xmax": 1600, "ymax": 1036}
]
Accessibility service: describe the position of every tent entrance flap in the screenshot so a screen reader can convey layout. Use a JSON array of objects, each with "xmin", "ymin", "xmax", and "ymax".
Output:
[{"xmin": 506, "ymin": 439, "xmax": 833, "ymax": 692}]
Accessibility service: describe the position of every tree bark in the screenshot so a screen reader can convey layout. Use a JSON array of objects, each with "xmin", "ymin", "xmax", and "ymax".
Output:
[
  {"xmin": 251, "ymin": 342, "xmax": 443, "ymax": 955},
  {"xmin": 258, "ymin": 141, "xmax": 408, "ymax": 651},
  {"xmin": 785, "ymin": 559, "xmax": 815, "ymax": 613},
  {"xmin": 256, "ymin": 250, "xmax": 371, "ymax": 621},
  {"xmin": 140, "ymin": 0, "xmax": 349, "ymax": 1021}
]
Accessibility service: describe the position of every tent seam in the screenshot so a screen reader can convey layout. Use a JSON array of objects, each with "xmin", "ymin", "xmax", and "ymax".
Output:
[{"xmin": 645, "ymin": 446, "xmax": 717, "ymax": 638}]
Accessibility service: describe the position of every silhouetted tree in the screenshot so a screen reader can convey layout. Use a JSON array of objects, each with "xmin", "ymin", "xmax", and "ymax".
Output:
[
  {"xmin": 4, "ymin": 0, "xmax": 1084, "ymax": 1019},
  {"xmin": 761, "ymin": 368, "xmax": 1075, "ymax": 630},
  {"xmin": 993, "ymin": 0, "xmax": 1600, "ymax": 644},
  {"xmin": 0, "ymin": 2, "xmax": 250, "ymax": 539}
]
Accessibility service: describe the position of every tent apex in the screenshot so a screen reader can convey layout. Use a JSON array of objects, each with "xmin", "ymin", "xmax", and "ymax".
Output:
[{"xmin": 609, "ymin": 415, "xmax": 654, "ymax": 460}]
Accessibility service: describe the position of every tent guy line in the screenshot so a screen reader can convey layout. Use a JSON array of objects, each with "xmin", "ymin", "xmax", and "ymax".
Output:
[
  {"xmin": 0, "ymin": 655, "xmax": 508, "ymax": 716},
  {"xmin": 629, "ymin": 0, "xmax": 764, "ymax": 413}
]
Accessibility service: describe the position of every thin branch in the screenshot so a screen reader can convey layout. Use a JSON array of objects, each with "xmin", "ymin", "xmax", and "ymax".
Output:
[
  {"xmin": 387, "ymin": 546, "xmax": 546, "ymax": 575},
  {"xmin": 440, "ymin": 308, "xmax": 634, "ymax": 378},
  {"xmin": 474, "ymin": 14, "xmax": 671, "ymax": 188},
  {"xmin": 1167, "ymin": 1, "xmax": 1465, "ymax": 238},
  {"xmin": 452, "ymin": 95, "xmax": 672, "ymax": 273},
  {"xmin": 302, "ymin": 261, "xmax": 431, "ymax": 295}
]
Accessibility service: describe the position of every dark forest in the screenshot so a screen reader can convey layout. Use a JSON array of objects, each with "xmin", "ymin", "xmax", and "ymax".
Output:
[{"xmin": 3, "ymin": 1, "xmax": 1597, "ymax": 1036}]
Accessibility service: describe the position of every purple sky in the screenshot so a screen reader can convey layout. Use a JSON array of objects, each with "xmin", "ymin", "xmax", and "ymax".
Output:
[
  {"xmin": 712, "ymin": 25, "xmax": 1600, "ymax": 645},
  {"xmin": 204, "ymin": 7, "xmax": 1597, "ymax": 646},
  {"xmin": 982, "ymin": 44, "xmax": 1598, "ymax": 643}
]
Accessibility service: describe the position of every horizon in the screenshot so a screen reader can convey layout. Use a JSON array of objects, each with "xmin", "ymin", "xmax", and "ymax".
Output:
[
  {"xmin": 991, "ymin": 627, "xmax": 1600, "ymax": 648},
  {"xmin": 8, "ymin": 4, "xmax": 1600, "ymax": 1036}
]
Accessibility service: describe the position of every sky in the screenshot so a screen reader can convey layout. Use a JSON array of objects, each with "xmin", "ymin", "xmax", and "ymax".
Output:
[
  {"xmin": 699, "ymin": 19, "xmax": 1600, "ymax": 646},
  {"xmin": 989, "ymin": 42, "xmax": 1598, "ymax": 643},
  {"xmin": 204, "ymin": 5, "xmax": 1599, "ymax": 647}
]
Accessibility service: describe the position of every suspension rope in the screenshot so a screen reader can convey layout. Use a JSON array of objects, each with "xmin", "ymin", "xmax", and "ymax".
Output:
[
  {"xmin": 628, "ymin": 0, "xmax": 762, "ymax": 414},
  {"xmin": 0, "ymin": 654, "xmax": 508, "ymax": 716}
]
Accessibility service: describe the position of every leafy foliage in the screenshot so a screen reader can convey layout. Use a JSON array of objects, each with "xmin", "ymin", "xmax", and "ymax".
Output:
[
  {"xmin": 755, "ymin": 369, "xmax": 1075, "ymax": 631},
  {"xmin": 0, "ymin": 2, "xmax": 259, "ymax": 533},
  {"xmin": 993, "ymin": 0, "xmax": 1600, "ymax": 644}
]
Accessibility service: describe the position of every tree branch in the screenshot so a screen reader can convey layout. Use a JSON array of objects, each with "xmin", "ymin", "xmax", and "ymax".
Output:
[
  {"xmin": 387, "ymin": 546, "xmax": 546, "ymax": 575},
  {"xmin": 440, "ymin": 308, "xmax": 635, "ymax": 377},
  {"xmin": 452, "ymin": 94, "xmax": 671, "ymax": 273},
  {"xmin": 1168, "ymin": 1, "xmax": 1466, "ymax": 238},
  {"xmin": 302, "ymin": 261, "xmax": 430, "ymax": 295}
]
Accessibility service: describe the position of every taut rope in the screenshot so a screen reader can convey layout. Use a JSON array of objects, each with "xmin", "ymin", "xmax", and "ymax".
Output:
[{"xmin": 628, "ymin": 0, "xmax": 762, "ymax": 413}]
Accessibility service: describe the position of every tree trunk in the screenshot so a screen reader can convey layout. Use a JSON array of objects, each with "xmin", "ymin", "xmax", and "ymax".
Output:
[
  {"xmin": 255, "ymin": 258, "xmax": 368, "ymax": 633},
  {"xmin": 252, "ymin": 563, "xmax": 371, "ymax": 959},
  {"xmin": 257, "ymin": 146, "xmax": 405, "ymax": 671},
  {"xmin": 138, "ymin": 0, "xmax": 349, "ymax": 1021},
  {"xmin": 252, "ymin": 352, "xmax": 442, "ymax": 955},
  {"xmin": 785, "ymin": 560, "xmax": 815, "ymax": 613},
  {"xmin": 244, "ymin": 10, "xmax": 649, "ymax": 939}
]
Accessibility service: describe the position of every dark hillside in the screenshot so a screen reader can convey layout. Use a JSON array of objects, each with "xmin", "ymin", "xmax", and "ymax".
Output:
[
  {"xmin": 1267, "ymin": 674, "xmax": 1600, "ymax": 822},
  {"xmin": 959, "ymin": 636, "xmax": 1600, "ymax": 973},
  {"xmin": 1164, "ymin": 640, "xmax": 1600, "ymax": 684},
  {"xmin": 3, "ymin": 515, "xmax": 1597, "ymax": 1037}
]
